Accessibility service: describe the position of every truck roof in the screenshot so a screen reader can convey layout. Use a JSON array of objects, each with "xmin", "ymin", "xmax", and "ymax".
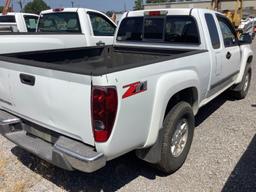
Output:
[
  {"xmin": 125, "ymin": 8, "xmax": 222, "ymax": 17},
  {"xmin": 0, "ymin": 12, "xmax": 38, "ymax": 17},
  {"xmin": 41, "ymin": 7, "xmax": 109, "ymax": 16}
]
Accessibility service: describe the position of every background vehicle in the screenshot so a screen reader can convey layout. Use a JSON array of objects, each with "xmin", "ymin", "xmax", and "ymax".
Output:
[
  {"xmin": 0, "ymin": 12, "xmax": 39, "ymax": 32},
  {"xmin": 239, "ymin": 17, "xmax": 256, "ymax": 39},
  {"xmin": 0, "ymin": 8, "xmax": 117, "ymax": 54},
  {"xmin": 0, "ymin": 8, "xmax": 253, "ymax": 174}
]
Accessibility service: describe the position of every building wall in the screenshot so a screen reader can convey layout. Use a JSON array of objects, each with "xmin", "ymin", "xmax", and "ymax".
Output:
[{"xmin": 144, "ymin": 0, "xmax": 256, "ymax": 12}]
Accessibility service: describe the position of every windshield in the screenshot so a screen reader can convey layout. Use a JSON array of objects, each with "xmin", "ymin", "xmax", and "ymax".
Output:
[
  {"xmin": 117, "ymin": 16, "xmax": 200, "ymax": 44},
  {"xmin": 37, "ymin": 12, "xmax": 81, "ymax": 33}
]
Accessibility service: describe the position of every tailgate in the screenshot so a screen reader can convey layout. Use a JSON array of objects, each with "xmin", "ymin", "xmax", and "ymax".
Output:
[{"xmin": 0, "ymin": 61, "xmax": 95, "ymax": 146}]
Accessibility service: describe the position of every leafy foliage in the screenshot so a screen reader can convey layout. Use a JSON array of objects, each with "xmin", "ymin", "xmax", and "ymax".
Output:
[
  {"xmin": 134, "ymin": 0, "xmax": 144, "ymax": 10},
  {"xmin": 23, "ymin": 0, "xmax": 50, "ymax": 14},
  {"xmin": 0, "ymin": 6, "xmax": 12, "ymax": 13}
]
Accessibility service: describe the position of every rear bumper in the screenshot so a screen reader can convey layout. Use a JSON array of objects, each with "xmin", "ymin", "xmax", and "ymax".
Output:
[{"xmin": 0, "ymin": 110, "xmax": 106, "ymax": 173}]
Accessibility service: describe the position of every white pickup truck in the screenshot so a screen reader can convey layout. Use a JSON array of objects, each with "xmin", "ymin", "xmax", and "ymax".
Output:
[
  {"xmin": 0, "ymin": 8, "xmax": 253, "ymax": 174},
  {"xmin": 0, "ymin": 12, "xmax": 38, "ymax": 32},
  {"xmin": 0, "ymin": 8, "xmax": 116, "ymax": 54}
]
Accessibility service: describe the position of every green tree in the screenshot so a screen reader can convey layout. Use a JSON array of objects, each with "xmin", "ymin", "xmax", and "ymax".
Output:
[
  {"xmin": 23, "ymin": 0, "xmax": 50, "ymax": 14},
  {"xmin": 134, "ymin": 0, "xmax": 143, "ymax": 10},
  {"xmin": 106, "ymin": 11, "xmax": 114, "ymax": 17},
  {"xmin": 0, "ymin": 6, "xmax": 13, "ymax": 13}
]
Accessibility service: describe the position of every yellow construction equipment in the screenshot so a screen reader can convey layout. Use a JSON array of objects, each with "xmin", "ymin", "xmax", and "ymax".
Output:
[{"xmin": 211, "ymin": 0, "xmax": 243, "ymax": 28}]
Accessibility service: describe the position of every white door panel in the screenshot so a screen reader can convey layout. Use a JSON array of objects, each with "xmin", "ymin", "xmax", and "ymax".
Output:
[{"xmin": 221, "ymin": 46, "xmax": 241, "ymax": 78}]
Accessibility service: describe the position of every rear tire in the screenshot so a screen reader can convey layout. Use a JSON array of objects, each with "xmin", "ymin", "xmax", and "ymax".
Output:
[
  {"xmin": 232, "ymin": 66, "xmax": 252, "ymax": 100},
  {"xmin": 156, "ymin": 102, "xmax": 195, "ymax": 174}
]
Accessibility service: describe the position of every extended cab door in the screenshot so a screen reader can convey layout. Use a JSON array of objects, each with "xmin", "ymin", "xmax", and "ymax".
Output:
[
  {"xmin": 204, "ymin": 13, "xmax": 223, "ymax": 91},
  {"xmin": 87, "ymin": 12, "xmax": 116, "ymax": 46},
  {"xmin": 205, "ymin": 13, "xmax": 241, "ymax": 96},
  {"xmin": 216, "ymin": 15, "xmax": 241, "ymax": 87}
]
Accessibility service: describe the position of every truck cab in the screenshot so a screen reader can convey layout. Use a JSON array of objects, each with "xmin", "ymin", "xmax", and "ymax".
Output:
[
  {"xmin": 0, "ymin": 12, "xmax": 38, "ymax": 32},
  {"xmin": 0, "ymin": 8, "xmax": 253, "ymax": 174},
  {"xmin": 0, "ymin": 8, "xmax": 117, "ymax": 54},
  {"xmin": 38, "ymin": 8, "xmax": 117, "ymax": 46}
]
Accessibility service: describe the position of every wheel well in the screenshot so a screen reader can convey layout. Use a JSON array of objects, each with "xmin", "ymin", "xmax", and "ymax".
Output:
[
  {"xmin": 247, "ymin": 56, "xmax": 253, "ymax": 65},
  {"xmin": 165, "ymin": 87, "xmax": 198, "ymax": 116}
]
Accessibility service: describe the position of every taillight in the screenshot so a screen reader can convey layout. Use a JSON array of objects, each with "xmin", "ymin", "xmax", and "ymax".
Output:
[
  {"xmin": 91, "ymin": 86, "xmax": 118, "ymax": 142},
  {"xmin": 144, "ymin": 10, "xmax": 168, "ymax": 17},
  {"xmin": 53, "ymin": 8, "xmax": 64, "ymax": 12}
]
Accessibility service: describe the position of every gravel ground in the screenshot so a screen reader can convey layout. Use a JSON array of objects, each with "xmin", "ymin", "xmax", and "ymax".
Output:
[{"xmin": 0, "ymin": 41, "xmax": 256, "ymax": 192}]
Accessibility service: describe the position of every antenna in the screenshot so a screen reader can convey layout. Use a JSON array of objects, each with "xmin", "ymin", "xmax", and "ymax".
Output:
[{"xmin": 124, "ymin": 0, "xmax": 127, "ymax": 11}]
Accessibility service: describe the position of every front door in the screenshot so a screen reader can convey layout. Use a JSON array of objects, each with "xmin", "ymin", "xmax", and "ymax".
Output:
[{"xmin": 217, "ymin": 15, "xmax": 241, "ymax": 86}]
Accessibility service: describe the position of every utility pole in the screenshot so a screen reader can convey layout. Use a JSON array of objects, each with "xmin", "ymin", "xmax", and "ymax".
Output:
[
  {"xmin": 124, "ymin": 0, "xmax": 127, "ymax": 11},
  {"xmin": 17, "ymin": 0, "xmax": 23, "ymax": 11},
  {"xmin": 71, "ymin": 1, "xmax": 74, "ymax": 7}
]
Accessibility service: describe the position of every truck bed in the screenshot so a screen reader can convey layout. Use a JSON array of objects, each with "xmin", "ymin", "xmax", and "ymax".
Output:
[{"xmin": 0, "ymin": 46, "xmax": 206, "ymax": 76}]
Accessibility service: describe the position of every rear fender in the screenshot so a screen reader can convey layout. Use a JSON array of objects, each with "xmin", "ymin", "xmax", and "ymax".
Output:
[{"xmin": 143, "ymin": 70, "xmax": 200, "ymax": 148}]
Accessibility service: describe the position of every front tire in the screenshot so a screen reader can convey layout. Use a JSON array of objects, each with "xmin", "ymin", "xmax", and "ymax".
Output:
[
  {"xmin": 157, "ymin": 102, "xmax": 195, "ymax": 174},
  {"xmin": 232, "ymin": 66, "xmax": 252, "ymax": 100}
]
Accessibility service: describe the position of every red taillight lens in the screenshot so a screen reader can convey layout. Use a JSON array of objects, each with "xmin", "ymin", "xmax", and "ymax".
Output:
[
  {"xmin": 149, "ymin": 11, "xmax": 161, "ymax": 16},
  {"xmin": 53, "ymin": 8, "xmax": 64, "ymax": 12},
  {"xmin": 144, "ymin": 10, "xmax": 168, "ymax": 16},
  {"xmin": 91, "ymin": 86, "xmax": 118, "ymax": 142}
]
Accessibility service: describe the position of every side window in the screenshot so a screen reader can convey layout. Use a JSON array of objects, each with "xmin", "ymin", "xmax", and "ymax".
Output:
[
  {"xmin": 205, "ymin": 14, "xmax": 220, "ymax": 49},
  {"xmin": 88, "ymin": 12, "xmax": 116, "ymax": 36},
  {"xmin": 217, "ymin": 16, "xmax": 238, "ymax": 47},
  {"xmin": 24, "ymin": 16, "xmax": 38, "ymax": 32}
]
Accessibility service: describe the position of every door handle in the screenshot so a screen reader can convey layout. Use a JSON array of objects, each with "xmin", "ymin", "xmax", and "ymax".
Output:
[
  {"xmin": 226, "ymin": 52, "xmax": 232, "ymax": 60},
  {"xmin": 96, "ymin": 41, "xmax": 106, "ymax": 46},
  {"xmin": 20, "ymin": 74, "xmax": 35, "ymax": 86}
]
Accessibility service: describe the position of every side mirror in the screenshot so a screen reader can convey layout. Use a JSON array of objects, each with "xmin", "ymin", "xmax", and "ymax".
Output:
[{"xmin": 239, "ymin": 33, "xmax": 252, "ymax": 45}]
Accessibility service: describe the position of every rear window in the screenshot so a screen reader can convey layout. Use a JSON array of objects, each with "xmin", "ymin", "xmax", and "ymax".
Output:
[
  {"xmin": 0, "ymin": 15, "xmax": 16, "ymax": 23},
  {"xmin": 144, "ymin": 18, "xmax": 164, "ymax": 40},
  {"xmin": 117, "ymin": 16, "xmax": 200, "ymax": 44},
  {"xmin": 37, "ymin": 12, "xmax": 81, "ymax": 33},
  {"xmin": 117, "ymin": 17, "xmax": 143, "ymax": 41}
]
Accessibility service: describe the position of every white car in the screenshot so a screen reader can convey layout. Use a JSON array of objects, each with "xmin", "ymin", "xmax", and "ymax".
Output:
[
  {"xmin": 0, "ymin": 12, "xmax": 38, "ymax": 32},
  {"xmin": 0, "ymin": 8, "xmax": 117, "ymax": 54},
  {"xmin": 239, "ymin": 17, "xmax": 255, "ymax": 39},
  {"xmin": 0, "ymin": 8, "xmax": 253, "ymax": 174}
]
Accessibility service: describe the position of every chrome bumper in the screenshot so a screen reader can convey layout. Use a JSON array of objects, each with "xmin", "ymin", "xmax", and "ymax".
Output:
[{"xmin": 0, "ymin": 110, "xmax": 106, "ymax": 173}]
